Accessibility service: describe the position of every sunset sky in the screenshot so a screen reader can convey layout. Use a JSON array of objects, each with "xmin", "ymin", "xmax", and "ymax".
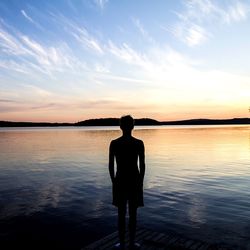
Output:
[{"xmin": 1, "ymin": 0, "xmax": 250, "ymax": 122}]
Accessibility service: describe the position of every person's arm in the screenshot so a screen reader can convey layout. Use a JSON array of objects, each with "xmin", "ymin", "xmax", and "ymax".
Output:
[
  {"xmin": 138, "ymin": 141, "xmax": 145, "ymax": 184},
  {"xmin": 109, "ymin": 141, "xmax": 115, "ymax": 183}
]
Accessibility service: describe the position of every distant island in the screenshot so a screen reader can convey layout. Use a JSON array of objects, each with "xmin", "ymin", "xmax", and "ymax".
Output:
[{"xmin": 0, "ymin": 117, "xmax": 250, "ymax": 127}]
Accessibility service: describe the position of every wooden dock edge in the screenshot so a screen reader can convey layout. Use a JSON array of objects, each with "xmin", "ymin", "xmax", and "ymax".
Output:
[{"xmin": 82, "ymin": 228, "xmax": 233, "ymax": 250}]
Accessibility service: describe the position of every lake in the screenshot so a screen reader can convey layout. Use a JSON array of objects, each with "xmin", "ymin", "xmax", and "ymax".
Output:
[{"xmin": 0, "ymin": 125, "xmax": 250, "ymax": 249}]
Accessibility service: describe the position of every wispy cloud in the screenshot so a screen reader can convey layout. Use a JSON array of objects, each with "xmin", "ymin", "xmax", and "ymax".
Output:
[
  {"xmin": 223, "ymin": 1, "xmax": 249, "ymax": 23},
  {"xmin": 30, "ymin": 103, "xmax": 57, "ymax": 110},
  {"xmin": 71, "ymin": 27, "xmax": 104, "ymax": 54},
  {"xmin": 21, "ymin": 35, "xmax": 67, "ymax": 68},
  {"xmin": 179, "ymin": 23, "xmax": 209, "ymax": 47},
  {"xmin": 132, "ymin": 17, "xmax": 154, "ymax": 43},
  {"xmin": 0, "ymin": 84, "xmax": 56, "ymax": 114},
  {"xmin": 94, "ymin": 0, "xmax": 109, "ymax": 10},
  {"xmin": 0, "ymin": 60, "xmax": 30, "ymax": 74},
  {"xmin": 97, "ymin": 73, "xmax": 152, "ymax": 84},
  {"xmin": 179, "ymin": 0, "xmax": 249, "ymax": 24},
  {"xmin": 26, "ymin": 38, "xmax": 77, "ymax": 73},
  {"xmin": 49, "ymin": 12, "xmax": 104, "ymax": 55},
  {"xmin": 0, "ymin": 24, "xmax": 28, "ymax": 55},
  {"xmin": 94, "ymin": 63, "xmax": 110, "ymax": 73},
  {"xmin": 0, "ymin": 99, "xmax": 18, "ymax": 103},
  {"xmin": 21, "ymin": 10, "xmax": 35, "ymax": 24},
  {"xmin": 21, "ymin": 10, "xmax": 44, "ymax": 30},
  {"xmin": 186, "ymin": 25, "xmax": 207, "ymax": 46},
  {"xmin": 108, "ymin": 41, "xmax": 151, "ymax": 69},
  {"xmin": 0, "ymin": 22, "xmax": 87, "ymax": 77},
  {"xmin": 22, "ymin": 84, "xmax": 53, "ymax": 98},
  {"xmin": 170, "ymin": 0, "xmax": 250, "ymax": 46}
]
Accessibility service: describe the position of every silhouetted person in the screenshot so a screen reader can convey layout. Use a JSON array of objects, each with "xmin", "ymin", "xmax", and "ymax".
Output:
[{"xmin": 109, "ymin": 115, "xmax": 145, "ymax": 250}]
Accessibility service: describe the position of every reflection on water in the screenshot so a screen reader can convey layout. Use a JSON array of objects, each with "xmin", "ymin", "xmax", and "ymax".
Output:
[{"xmin": 0, "ymin": 125, "xmax": 250, "ymax": 249}]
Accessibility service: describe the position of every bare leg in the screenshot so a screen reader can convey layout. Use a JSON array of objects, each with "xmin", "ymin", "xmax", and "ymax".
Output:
[
  {"xmin": 128, "ymin": 203, "xmax": 137, "ymax": 248},
  {"xmin": 118, "ymin": 204, "xmax": 126, "ymax": 249}
]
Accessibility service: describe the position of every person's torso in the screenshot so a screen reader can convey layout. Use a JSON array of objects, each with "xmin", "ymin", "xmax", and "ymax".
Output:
[{"xmin": 112, "ymin": 136, "xmax": 142, "ymax": 180}]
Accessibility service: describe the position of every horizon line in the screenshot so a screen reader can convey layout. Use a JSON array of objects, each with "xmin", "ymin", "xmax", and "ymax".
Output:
[{"xmin": 1, "ymin": 116, "xmax": 250, "ymax": 124}]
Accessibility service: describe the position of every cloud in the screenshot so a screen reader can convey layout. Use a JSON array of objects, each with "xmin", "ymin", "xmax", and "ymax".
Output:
[
  {"xmin": 0, "ymin": 24, "xmax": 28, "ymax": 55},
  {"xmin": 0, "ymin": 99, "xmax": 18, "ymax": 103},
  {"xmin": 132, "ymin": 17, "xmax": 154, "ymax": 43},
  {"xmin": 22, "ymin": 84, "xmax": 53, "ymax": 98},
  {"xmin": 94, "ymin": 0, "xmax": 109, "ymax": 10},
  {"xmin": 170, "ymin": 0, "xmax": 250, "ymax": 46},
  {"xmin": 75, "ymin": 98, "xmax": 156, "ymax": 114},
  {"xmin": 49, "ymin": 13, "xmax": 104, "ymax": 54},
  {"xmin": 0, "ymin": 84, "xmax": 62, "ymax": 114},
  {"xmin": 21, "ymin": 10, "xmax": 35, "ymax": 24},
  {"xmin": 94, "ymin": 63, "xmax": 110, "ymax": 73},
  {"xmin": 107, "ymin": 40, "xmax": 200, "ymax": 80},
  {"xmin": 0, "ymin": 23, "xmax": 53, "ymax": 69},
  {"xmin": 103, "ymin": 39, "xmax": 250, "ymax": 112},
  {"xmin": 0, "ymin": 22, "xmax": 87, "ymax": 77},
  {"xmin": 21, "ymin": 10, "xmax": 44, "ymax": 30},
  {"xmin": 186, "ymin": 25, "xmax": 206, "ymax": 45},
  {"xmin": 30, "ymin": 103, "xmax": 58, "ymax": 110},
  {"xmin": 96, "ymin": 73, "xmax": 152, "ymax": 84},
  {"xmin": 71, "ymin": 27, "xmax": 104, "ymax": 54},
  {"xmin": 108, "ymin": 41, "xmax": 151, "ymax": 69},
  {"xmin": 20, "ymin": 35, "xmax": 83, "ymax": 74},
  {"xmin": 21, "ymin": 35, "xmax": 64, "ymax": 68},
  {"xmin": 180, "ymin": 0, "xmax": 249, "ymax": 24},
  {"xmin": 184, "ymin": 24, "xmax": 208, "ymax": 47},
  {"xmin": 223, "ymin": 1, "xmax": 249, "ymax": 23},
  {"xmin": 0, "ymin": 60, "xmax": 30, "ymax": 74}
]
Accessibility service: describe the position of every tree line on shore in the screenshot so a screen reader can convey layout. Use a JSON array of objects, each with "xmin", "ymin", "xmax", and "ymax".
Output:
[{"xmin": 0, "ymin": 117, "xmax": 250, "ymax": 127}]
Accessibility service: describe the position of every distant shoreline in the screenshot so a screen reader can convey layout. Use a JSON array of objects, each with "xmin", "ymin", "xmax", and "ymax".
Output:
[{"xmin": 0, "ymin": 117, "xmax": 250, "ymax": 127}]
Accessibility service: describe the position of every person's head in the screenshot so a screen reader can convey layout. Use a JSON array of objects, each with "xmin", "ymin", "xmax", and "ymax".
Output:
[{"xmin": 120, "ymin": 115, "xmax": 134, "ymax": 134}]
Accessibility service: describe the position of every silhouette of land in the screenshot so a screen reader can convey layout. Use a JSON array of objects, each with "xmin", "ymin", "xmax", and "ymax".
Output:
[
  {"xmin": 0, "ymin": 117, "xmax": 250, "ymax": 127},
  {"xmin": 160, "ymin": 118, "xmax": 250, "ymax": 125}
]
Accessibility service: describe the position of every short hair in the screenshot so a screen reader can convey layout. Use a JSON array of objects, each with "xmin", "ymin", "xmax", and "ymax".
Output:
[{"xmin": 120, "ymin": 115, "xmax": 134, "ymax": 131}]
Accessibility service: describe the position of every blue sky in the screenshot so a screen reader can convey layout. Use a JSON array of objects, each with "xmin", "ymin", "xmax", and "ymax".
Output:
[{"xmin": 0, "ymin": 0, "xmax": 250, "ymax": 122}]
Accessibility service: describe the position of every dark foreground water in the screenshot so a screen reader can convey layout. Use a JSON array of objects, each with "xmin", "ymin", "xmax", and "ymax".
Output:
[{"xmin": 0, "ymin": 125, "xmax": 250, "ymax": 249}]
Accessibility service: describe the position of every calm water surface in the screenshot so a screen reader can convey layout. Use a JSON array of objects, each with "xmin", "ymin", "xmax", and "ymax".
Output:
[{"xmin": 0, "ymin": 125, "xmax": 250, "ymax": 249}]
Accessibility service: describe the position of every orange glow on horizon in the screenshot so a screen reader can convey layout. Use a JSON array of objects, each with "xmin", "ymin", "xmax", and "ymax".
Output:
[{"xmin": 1, "ymin": 109, "xmax": 249, "ymax": 123}]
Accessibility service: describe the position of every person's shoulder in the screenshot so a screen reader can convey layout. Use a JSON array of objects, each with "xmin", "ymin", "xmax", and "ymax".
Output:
[
  {"xmin": 110, "ymin": 136, "xmax": 122, "ymax": 145},
  {"xmin": 132, "ymin": 137, "xmax": 144, "ymax": 145}
]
